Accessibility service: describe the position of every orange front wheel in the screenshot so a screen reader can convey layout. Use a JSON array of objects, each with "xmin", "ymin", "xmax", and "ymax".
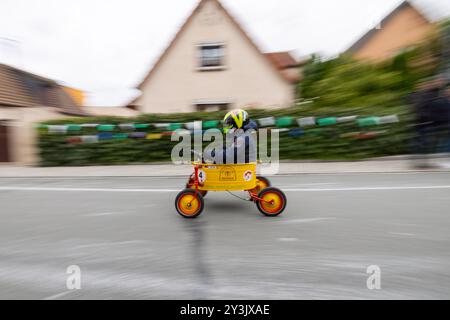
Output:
[
  {"xmin": 175, "ymin": 189, "xmax": 204, "ymax": 219},
  {"xmin": 256, "ymin": 187, "xmax": 287, "ymax": 217}
]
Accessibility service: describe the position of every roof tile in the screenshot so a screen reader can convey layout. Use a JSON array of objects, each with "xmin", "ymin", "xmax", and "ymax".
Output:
[{"xmin": 0, "ymin": 63, "xmax": 87, "ymax": 116}]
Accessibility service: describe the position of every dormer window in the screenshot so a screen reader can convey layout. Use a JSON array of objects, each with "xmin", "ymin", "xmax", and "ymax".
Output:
[{"xmin": 197, "ymin": 43, "xmax": 225, "ymax": 70}]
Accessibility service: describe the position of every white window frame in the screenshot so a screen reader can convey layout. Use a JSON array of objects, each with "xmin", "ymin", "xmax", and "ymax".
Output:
[
  {"xmin": 193, "ymin": 99, "xmax": 232, "ymax": 112},
  {"xmin": 196, "ymin": 42, "xmax": 226, "ymax": 71}
]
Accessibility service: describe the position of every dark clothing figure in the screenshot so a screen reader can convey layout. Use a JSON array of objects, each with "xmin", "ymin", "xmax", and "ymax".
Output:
[
  {"xmin": 206, "ymin": 120, "xmax": 258, "ymax": 164},
  {"xmin": 410, "ymin": 86, "xmax": 450, "ymax": 167}
]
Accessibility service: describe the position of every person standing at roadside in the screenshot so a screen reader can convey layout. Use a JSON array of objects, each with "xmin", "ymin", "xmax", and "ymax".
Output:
[{"xmin": 410, "ymin": 77, "xmax": 450, "ymax": 168}]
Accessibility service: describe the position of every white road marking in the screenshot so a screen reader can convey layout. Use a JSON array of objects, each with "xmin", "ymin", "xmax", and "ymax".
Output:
[
  {"xmin": 277, "ymin": 238, "xmax": 299, "ymax": 242},
  {"xmin": 0, "ymin": 186, "xmax": 178, "ymax": 192},
  {"xmin": 389, "ymin": 232, "xmax": 416, "ymax": 237},
  {"xmin": 283, "ymin": 185, "xmax": 450, "ymax": 192},
  {"xmin": 391, "ymin": 223, "xmax": 418, "ymax": 227},
  {"xmin": 0, "ymin": 185, "xmax": 449, "ymax": 193},
  {"xmin": 278, "ymin": 217, "xmax": 337, "ymax": 224},
  {"xmin": 278, "ymin": 183, "xmax": 338, "ymax": 187},
  {"xmin": 84, "ymin": 212, "xmax": 125, "ymax": 217},
  {"xmin": 42, "ymin": 291, "xmax": 74, "ymax": 300},
  {"xmin": 75, "ymin": 240, "xmax": 146, "ymax": 249}
]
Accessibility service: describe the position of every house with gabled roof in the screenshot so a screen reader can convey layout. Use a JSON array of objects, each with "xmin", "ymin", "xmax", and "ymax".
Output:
[
  {"xmin": 0, "ymin": 63, "xmax": 87, "ymax": 163},
  {"xmin": 129, "ymin": 0, "xmax": 303, "ymax": 113},
  {"xmin": 346, "ymin": 1, "xmax": 437, "ymax": 61}
]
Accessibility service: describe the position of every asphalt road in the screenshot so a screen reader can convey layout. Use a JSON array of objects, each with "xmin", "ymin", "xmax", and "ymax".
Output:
[{"xmin": 0, "ymin": 172, "xmax": 450, "ymax": 299}]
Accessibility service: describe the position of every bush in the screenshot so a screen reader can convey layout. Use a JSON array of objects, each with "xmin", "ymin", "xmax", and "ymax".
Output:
[{"xmin": 37, "ymin": 105, "xmax": 413, "ymax": 166}]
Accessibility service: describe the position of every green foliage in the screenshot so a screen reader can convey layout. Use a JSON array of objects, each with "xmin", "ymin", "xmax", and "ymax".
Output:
[
  {"xmin": 37, "ymin": 105, "xmax": 413, "ymax": 166},
  {"xmin": 299, "ymin": 26, "xmax": 443, "ymax": 114}
]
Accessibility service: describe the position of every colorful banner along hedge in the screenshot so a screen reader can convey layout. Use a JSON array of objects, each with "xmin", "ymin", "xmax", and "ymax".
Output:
[
  {"xmin": 43, "ymin": 114, "xmax": 401, "ymax": 145},
  {"xmin": 275, "ymin": 117, "xmax": 293, "ymax": 128},
  {"xmin": 42, "ymin": 114, "xmax": 399, "ymax": 133},
  {"xmin": 297, "ymin": 117, "xmax": 315, "ymax": 127},
  {"xmin": 37, "ymin": 101, "xmax": 415, "ymax": 166},
  {"xmin": 317, "ymin": 117, "xmax": 337, "ymax": 126}
]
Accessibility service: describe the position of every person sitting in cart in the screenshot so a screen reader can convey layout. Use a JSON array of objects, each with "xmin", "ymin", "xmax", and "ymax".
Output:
[{"xmin": 205, "ymin": 109, "xmax": 258, "ymax": 164}]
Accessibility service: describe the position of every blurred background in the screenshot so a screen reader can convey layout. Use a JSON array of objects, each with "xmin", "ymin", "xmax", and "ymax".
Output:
[
  {"xmin": 0, "ymin": 0, "xmax": 449, "ymax": 166},
  {"xmin": 1, "ymin": 0, "xmax": 450, "ymax": 301}
]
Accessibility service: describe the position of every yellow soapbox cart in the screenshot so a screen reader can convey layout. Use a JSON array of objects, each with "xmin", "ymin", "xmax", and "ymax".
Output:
[{"xmin": 175, "ymin": 162, "xmax": 287, "ymax": 218}]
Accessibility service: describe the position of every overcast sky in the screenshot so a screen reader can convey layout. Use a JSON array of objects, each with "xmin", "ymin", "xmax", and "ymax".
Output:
[{"xmin": 0, "ymin": 0, "xmax": 449, "ymax": 106}]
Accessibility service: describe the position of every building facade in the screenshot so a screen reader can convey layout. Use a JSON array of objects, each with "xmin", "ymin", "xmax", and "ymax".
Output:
[
  {"xmin": 346, "ymin": 1, "xmax": 436, "ymax": 61},
  {"xmin": 0, "ymin": 63, "xmax": 86, "ymax": 163},
  {"xmin": 130, "ymin": 0, "xmax": 300, "ymax": 113}
]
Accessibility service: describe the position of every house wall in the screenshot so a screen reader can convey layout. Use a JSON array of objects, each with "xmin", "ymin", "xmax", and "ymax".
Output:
[
  {"xmin": 85, "ymin": 106, "xmax": 142, "ymax": 117},
  {"xmin": 136, "ymin": 0, "xmax": 294, "ymax": 113},
  {"xmin": 353, "ymin": 5, "xmax": 435, "ymax": 61},
  {"xmin": 280, "ymin": 66, "xmax": 303, "ymax": 83},
  {"xmin": 0, "ymin": 106, "xmax": 67, "ymax": 164}
]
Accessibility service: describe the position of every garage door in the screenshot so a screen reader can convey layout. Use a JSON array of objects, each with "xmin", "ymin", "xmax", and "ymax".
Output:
[{"xmin": 0, "ymin": 121, "xmax": 10, "ymax": 162}]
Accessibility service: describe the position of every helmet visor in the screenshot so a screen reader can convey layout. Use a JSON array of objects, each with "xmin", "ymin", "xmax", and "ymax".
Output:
[{"xmin": 223, "ymin": 124, "xmax": 233, "ymax": 134}]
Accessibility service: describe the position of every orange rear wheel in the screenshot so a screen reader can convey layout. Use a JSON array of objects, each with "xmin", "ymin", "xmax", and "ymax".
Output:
[
  {"xmin": 175, "ymin": 189, "xmax": 204, "ymax": 218},
  {"xmin": 249, "ymin": 176, "xmax": 271, "ymax": 195},
  {"xmin": 256, "ymin": 187, "xmax": 286, "ymax": 216}
]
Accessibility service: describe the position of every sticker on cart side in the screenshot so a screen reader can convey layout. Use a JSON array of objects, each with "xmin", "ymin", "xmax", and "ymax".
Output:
[
  {"xmin": 243, "ymin": 170, "xmax": 253, "ymax": 181},
  {"xmin": 219, "ymin": 166, "xmax": 236, "ymax": 181},
  {"xmin": 197, "ymin": 170, "xmax": 207, "ymax": 183}
]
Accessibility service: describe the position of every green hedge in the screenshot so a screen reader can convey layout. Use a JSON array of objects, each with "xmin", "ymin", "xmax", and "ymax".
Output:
[{"xmin": 37, "ymin": 104, "xmax": 414, "ymax": 166}]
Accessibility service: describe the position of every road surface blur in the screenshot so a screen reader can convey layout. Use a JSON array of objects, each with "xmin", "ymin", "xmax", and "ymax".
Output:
[{"xmin": 0, "ymin": 173, "xmax": 449, "ymax": 299}]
